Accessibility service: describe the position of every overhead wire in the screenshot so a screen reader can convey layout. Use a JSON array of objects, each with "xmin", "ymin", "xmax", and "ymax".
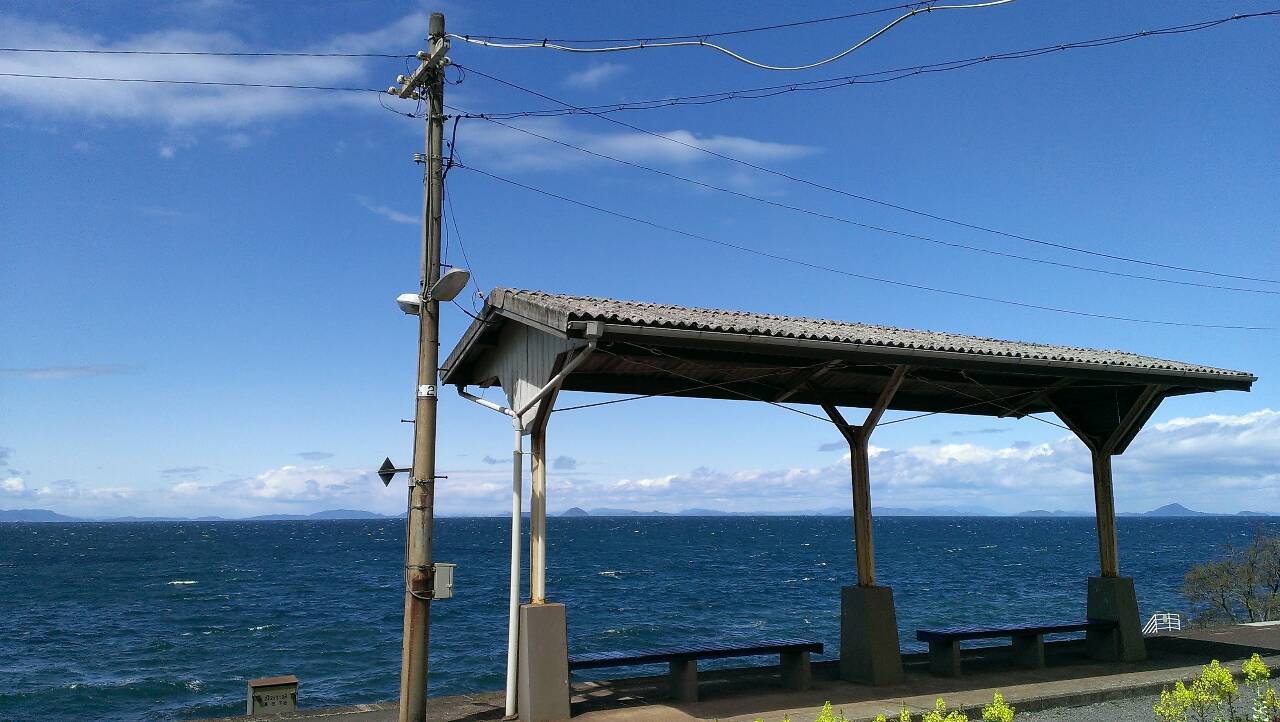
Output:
[
  {"xmin": 452, "ymin": 162, "xmax": 1272, "ymax": 331},
  {"xmin": 449, "ymin": 0, "xmax": 1017, "ymax": 72},
  {"xmin": 455, "ymin": 60, "xmax": 1280, "ymax": 286},
  {"xmin": 0, "ymin": 47, "xmax": 412, "ymax": 58},
  {"xmin": 451, "ymin": 112, "xmax": 1278, "ymax": 297},
  {"xmin": 456, "ymin": 2, "xmax": 929, "ymax": 43},
  {"xmin": 461, "ymin": 10, "xmax": 1280, "ymax": 120},
  {"xmin": 0, "ymin": 71, "xmax": 384, "ymax": 92}
]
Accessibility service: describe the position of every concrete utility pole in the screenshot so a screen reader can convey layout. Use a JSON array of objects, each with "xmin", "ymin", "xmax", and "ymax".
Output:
[{"xmin": 389, "ymin": 12, "xmax": 449, "ymax": 722}]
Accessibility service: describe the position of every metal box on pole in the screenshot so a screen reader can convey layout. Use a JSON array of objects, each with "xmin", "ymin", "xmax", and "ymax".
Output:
[{"xmin": 431, "ymin": 562, "xmax": 455, "ymax": 599}]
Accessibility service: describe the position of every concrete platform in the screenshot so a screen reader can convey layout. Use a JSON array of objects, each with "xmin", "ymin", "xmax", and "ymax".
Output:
[{"xmin": 193, "ymin": 625, "xmax": 1280, "ymax": 722}]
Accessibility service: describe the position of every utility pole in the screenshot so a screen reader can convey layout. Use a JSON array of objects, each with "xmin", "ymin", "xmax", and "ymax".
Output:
[{"xmin": 389, "ymin": 12, "xmax": 449, "ymax": 722}]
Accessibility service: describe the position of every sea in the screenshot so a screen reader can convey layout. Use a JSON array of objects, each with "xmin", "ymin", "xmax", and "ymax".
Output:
[{"xmin": 2, "ymin": 516, "xmax": 1276, "ymax": 722}]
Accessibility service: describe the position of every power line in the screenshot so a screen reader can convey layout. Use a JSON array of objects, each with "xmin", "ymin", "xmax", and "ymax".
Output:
[
  {"xmin": 449, "ymin": 0, "xmax": 1016, "ymax": 72},
  {"xmin": 0, "ymin": 47, "xmax": 412, "ymax": 58},
  {"xmin": 455, "ymin": 2, "xmax": 928, "ymax": 43},
  {"xmin": 462, "ymin": 10, "xmax": 1280, "ymax": 120},
  {"xmin": 457, "ymin": 113, "xmax": 1279, "ymax": 297},
  {"xmin": 0, "ymin": 71, "xmax": 384, "ymax": 92},
  {"xmin": 454, "ymin": 163, "xmax": 1272, "ymax": 330},
  {"xmin": 456, "ymin": 61, "xmax": 1280, "ymax": 286}
]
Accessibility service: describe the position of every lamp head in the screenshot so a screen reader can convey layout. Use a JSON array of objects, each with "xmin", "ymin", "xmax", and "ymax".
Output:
[{"xmin": 428, "ymin": 268, "xmax": 471, "ymax": 302}]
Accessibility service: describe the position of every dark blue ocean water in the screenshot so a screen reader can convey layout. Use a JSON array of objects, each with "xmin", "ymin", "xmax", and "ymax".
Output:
[{"xmin": 1, "ymin": 516, "xmax": 1276, "ymax": 721}]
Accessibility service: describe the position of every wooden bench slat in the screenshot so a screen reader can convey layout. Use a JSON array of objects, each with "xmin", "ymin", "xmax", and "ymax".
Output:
[{"xmin": 568, "ymin": 638, "xmax": 822, "ymax": 670}]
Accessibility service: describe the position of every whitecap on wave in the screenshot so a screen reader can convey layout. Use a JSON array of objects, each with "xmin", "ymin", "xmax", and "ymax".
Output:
[
  {"xmin": 167, "ymin": 580, "xmax": 198, "ymax": 585},
  {"xmin": 597, "ymin": 570, "xmax": 622, "ymax": 579}
]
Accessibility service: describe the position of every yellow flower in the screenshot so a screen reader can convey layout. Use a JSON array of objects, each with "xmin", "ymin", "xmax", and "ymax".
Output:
[
  {"xmin": 814, "ymin": 701, "xmax": 847, "ymax": 722},
  {"xmin": 1243, "ymin": 652, "xmax": 1271, "ymax": 683},
  {"xmin": 1195, "ymin": 659, "xmax": 1238, "ymax": 702},
  {"xmin": 1153, "ymin": 681, "xmax": 1197, "ymax": 722},
  {"xmin": 980, "ymin": 691, "xmax": 1015, "ymax": 722},
  {"xmin": 922, "ymin": 698, "xmax": 969, "ymax": 722}
]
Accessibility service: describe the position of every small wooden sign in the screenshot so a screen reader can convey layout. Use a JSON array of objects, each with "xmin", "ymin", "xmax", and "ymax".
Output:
[{"xmin": 247, "ymin": 675, "xmax": 298, "ymax": 716}]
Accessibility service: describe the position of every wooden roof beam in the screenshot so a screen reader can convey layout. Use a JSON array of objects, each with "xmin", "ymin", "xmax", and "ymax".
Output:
[{"xmin": 773, "ymin": 360, "xmax": 842, "ymax": 403}]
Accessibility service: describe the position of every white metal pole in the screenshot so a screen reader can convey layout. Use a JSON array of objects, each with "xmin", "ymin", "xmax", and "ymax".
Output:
[{"xmin": 504, "ymin": 418, "xmax": 523, "ymax": 717}]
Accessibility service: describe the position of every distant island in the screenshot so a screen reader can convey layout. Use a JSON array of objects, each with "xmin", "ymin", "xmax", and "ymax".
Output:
[
  {"xmin": 3, "ymin": 502, "xmax": 1276, "ymax": 523},
  {"xmin": 559, "ymin": 502, "xmax": 1279, "ymax": 518}
]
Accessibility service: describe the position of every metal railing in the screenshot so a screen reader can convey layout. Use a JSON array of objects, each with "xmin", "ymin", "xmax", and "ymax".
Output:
[{"xmin": 1143, "ymin": 612, "xmax": 1183, "ymax": 635}]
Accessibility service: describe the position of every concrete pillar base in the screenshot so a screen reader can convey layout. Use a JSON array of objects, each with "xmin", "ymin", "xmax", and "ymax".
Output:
[
  {"xmin": 1086, "ymin": 576, "xmax": 1146, "ymax": 663},
  {"xmin": 840, "ymin": 585, "xmax": 904, "ymax": 686},
  {"xmin": 518, "ymin": 603, "xmax": 571, "ymax": 722}
]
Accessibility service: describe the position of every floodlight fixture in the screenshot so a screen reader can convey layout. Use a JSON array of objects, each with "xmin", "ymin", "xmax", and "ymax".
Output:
[
  {"xmin": 396, "ymin": 293, "xmax": 422, "ymax": 315},
  {"xmin": 428, "ymin": 268, "xmax": 471, "ymax": 302}
]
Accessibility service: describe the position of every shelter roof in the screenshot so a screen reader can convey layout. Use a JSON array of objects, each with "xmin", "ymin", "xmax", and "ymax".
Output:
[{"xmin": 441, "ymin": 289, "xmax": 1255, "ymax": 428}]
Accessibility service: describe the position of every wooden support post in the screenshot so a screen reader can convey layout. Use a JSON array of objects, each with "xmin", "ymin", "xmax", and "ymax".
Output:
[
  {"xmin": 850, "ymin": 434, "xmax": 875, "ymax": 586},
  {"xmin": 818, "ymin": 366, "xmax": 908, "ymax": 588},
  {"xmin": 1050, "ymin": 384, "xmax": 1164, "ymax": 580},
  {"xmin": 530, "ymin": 429, "xmax": 547, "ymax": 604},
  {"xmin": 528, "ymin": 381, "xmax": 560, "ymax": 606},
  {"xmin": 1091, "ymin": 448, "xmax": 1119, "ymax": 578}
]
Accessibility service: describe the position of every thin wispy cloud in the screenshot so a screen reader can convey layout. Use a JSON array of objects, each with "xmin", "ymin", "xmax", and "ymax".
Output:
[
  {"xmin": 461, "ymin": 116, "xmax": 818, "ymax": 172},
  {"xmin": 0, "ymin": 12, "xmax": 425, "ymax": 127},
  {"xmin": 161, "ymin": 466, "xmax": 208, "ymax": 477},
  {"xmin": 356, "ymin": 195, "xmax": 417, "ymax": 225},
  {"xmin": 1, "ymin": 364, "xmax": 133, "ymax": 380},
  {"xmin": 563, "ymin": 62, "xmax": 626, "ymax": 90},
  {"xmin": 296, "ymin": 451, "xmax": 334, "ymax": 461},
  {"xmin": 950, "ymin": 428, "xmax": 1010, "ymax": 437}
]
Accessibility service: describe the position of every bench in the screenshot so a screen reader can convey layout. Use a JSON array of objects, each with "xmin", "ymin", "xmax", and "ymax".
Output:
[
  {"xmin": 916, "ymin": 620, "xmax": 1117, "ymax": 677},
  {"xmin": 568, "ymin": 638, "xmax": 822, "ymax": 702}
]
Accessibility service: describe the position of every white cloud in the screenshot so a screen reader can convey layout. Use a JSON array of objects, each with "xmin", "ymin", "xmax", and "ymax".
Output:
[
  {"xmin": 0, "ymin": 13, "xmax": 424, "ymax": 127},
  {"xmin": 0, "ymin": 364, "xmax": 133, "ymax": 380},
  {"xmin": 10, "ymin": 410, "xmax": 1276, "ymax": 519},
  {"xmin": 356, "ymin": 195, "xmax": 417, "ymax": 225},
  {"xmin": 224, "ymin": 464, "xmax": 365, "ymax": 501},
  {"xmin": 460, "ymin": 116, "xmax": 818, "ymax": 172},
  {"xmin": 563, "ymin": 63, "xmax": 626, "ymax": 90},
  {"xmin": 474, "ymin": 408, "xmax": 1280, "ymax": 515}
]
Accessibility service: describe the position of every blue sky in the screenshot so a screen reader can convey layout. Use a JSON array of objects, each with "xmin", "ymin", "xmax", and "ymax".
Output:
[{"xmin": 2, "ymin": 0, "xmax": 1277, "ymax": 518}]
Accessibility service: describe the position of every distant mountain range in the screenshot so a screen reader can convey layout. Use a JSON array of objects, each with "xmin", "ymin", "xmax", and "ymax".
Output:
[
  {"xmin": 4, "ymin": 502, "xmax": 1276, "ymax": 523},
  {"xmin": 558, "ymin": 502, "xmax": 1279, "ymax": 518}
]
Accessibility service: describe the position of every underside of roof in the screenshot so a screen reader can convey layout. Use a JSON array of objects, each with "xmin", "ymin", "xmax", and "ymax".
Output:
[{"xmin": 441, "ymin": 289, "xmax": 1255, "ymax": 447}]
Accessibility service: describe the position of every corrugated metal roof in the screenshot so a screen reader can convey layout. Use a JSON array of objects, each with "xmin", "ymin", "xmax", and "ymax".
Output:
[{"xmin": 487, "ymin": 288, "xmax": 1254, "ymax": 379}]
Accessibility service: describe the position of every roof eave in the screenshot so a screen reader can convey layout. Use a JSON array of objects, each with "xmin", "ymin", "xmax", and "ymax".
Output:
[{"xmin": 588, "ymin": 321, "xmax": 1256, "ymax": 392}]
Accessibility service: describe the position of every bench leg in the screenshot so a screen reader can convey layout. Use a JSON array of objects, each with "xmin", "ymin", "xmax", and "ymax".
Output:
[
  {"xmin": 669, "ymin": 659, "xmax": 698, "ymax": 703},
  {"xmin": 1012, "ymin": 633, "xmax": 1045, "ymax": 669},
  {"xmin": 929, "ymin": 640, "xmax": 962, "ymax": 677},
  {"xmin": 780, "ymin": 650, "xmax": 812, "ymax": 691}
]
